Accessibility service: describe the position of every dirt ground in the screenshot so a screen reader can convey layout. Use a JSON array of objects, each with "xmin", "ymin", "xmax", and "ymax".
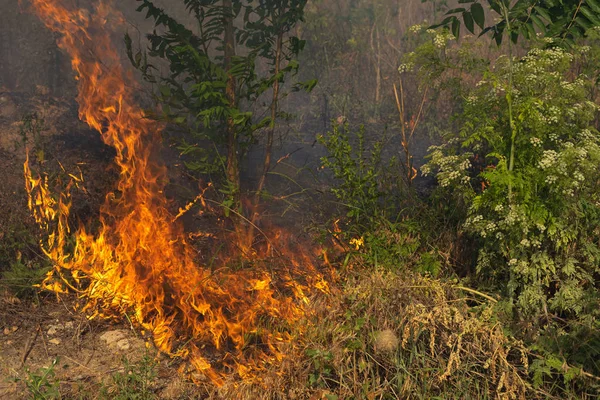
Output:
[{"xmin": 0, "ymin": 292, "xmax": 182, "ymax": 399}]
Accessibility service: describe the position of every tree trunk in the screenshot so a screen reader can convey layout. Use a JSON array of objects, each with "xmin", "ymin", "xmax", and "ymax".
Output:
[
  {"xmin": 255, "ymin": 32, "xmax": 283, "ymax": 201},
  {"xmin": 247, "ymin": 31, "xmax": 284, "ymax": 249},
  {"xmin": 223, "ymin": 0, "xmax": 239, "ymax": 206}
]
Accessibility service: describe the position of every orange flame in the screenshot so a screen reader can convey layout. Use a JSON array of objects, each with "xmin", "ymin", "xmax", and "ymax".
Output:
[{"xmin": 24, "ymin": 0, "xmax": 328, "ymax": 384}]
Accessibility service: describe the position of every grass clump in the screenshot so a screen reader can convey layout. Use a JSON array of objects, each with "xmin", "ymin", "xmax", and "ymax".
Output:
[{"xmin": 301, "ymin": 268, "xmax": 533, "ymax": 399}]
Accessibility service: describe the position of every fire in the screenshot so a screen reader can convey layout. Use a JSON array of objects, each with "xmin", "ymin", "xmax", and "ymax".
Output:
[{"xmin": 23, "ymin": 0, "xmax": 328, "ymax": 384}]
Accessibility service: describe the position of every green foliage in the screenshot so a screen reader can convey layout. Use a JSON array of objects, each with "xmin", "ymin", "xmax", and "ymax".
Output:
[
  {"xmin": 127, "ymin": 0, "xmax": 311, "ymax": 188},
  {"xmin": 1, "ymin": 259, "xmax": 50, "ymax": 298},
  {"xmin": 305, "ymin": 348, "xmax": 336, "ymax": 389},
  {"xmin": 318, "ymin": 124, "xmax": 445, "ymax": 276},
  {"xmin": 101, "ymin": 354, "xmax": 157, "ymax": 400},
  {"xmin": 318, "ymin": 124, "xmax": 391, "ymax": 230},
  {"xmin": 21, "ymin": 358, "xmax": 61, "ymax": 400},
  {"xmin": 423, "ymin": 40, "xmax": 600, "ymax": 368},
  {"xmin": 437, "ymin": 0, "xmax": 600, "ymax": 46}
]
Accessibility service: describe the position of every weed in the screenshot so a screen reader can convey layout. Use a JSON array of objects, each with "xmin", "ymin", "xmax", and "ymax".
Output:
[
  {"xmin": 20, "ymin": 358, "xmax": 61, "ymax": 400},
  {"xmin": 100, "ymin": 353, "xmax": 157, "ymax": 400}
]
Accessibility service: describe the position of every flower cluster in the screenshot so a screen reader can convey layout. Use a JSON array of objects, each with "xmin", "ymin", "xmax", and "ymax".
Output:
[{"xmin": 422, "ymin": 146, "xmax": 472, "ymax": 188}]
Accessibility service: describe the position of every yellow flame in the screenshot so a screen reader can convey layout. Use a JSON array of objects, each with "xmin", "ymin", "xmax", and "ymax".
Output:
[{"xmin": 24, "ymin": 0, "xmax": 329, "ymax": 384}]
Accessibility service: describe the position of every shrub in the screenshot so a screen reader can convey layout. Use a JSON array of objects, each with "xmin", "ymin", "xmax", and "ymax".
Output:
[{"xmin": 422, "ymin": 42, "xmax": 600, "ymax": 359}]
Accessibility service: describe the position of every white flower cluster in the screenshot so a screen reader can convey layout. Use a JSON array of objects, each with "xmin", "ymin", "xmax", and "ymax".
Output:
[
  {"xmin": 432, "ymin": 31, "xmax": 454, "ymax": 49},
  {"xmin": 409, "ymin": 24, "xmax": 424, "ymax": 34},
  {"xmin": 398, "ymin": 62, "xmax": 414, "ymax": 73},
  {"xmin": 562, "ymin": 188, "xmax": 574, "ymax": 197},
  {"xmin": 503, "ymin": 206, "xmax": 523, "ymax": 226},
  {"xmin": 422, "ymin": 148, "xmax": 472, "ymax": 187},
  {"xmin": 547, "ymin": 106, "xmax": 560, "ymax": 124},
  {"xmin": 530, "ymin": 137, "xmax": 542, "ymax": 147},
  {"xmin": 538, "ymin": 150, "xmax": 558, "ymax": 169}
]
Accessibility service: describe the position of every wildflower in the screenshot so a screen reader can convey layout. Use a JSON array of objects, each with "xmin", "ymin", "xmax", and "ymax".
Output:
[{"xmin": 530, "ymin": 137, "xmax": 542, "ymax": 147}]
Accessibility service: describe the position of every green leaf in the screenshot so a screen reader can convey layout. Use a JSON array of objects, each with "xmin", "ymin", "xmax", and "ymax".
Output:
[
  {"xmin": 471, "ymin": 3, "xmax": 485, "ymax": 29},
  {"xmin": 463, "ymin": 11, "xmax": 475, "ymax": 33},
  {"xmin": 588, "ymin": 0, "xmax": 600, "ymax": 14},
  {"xmin": 546, "ymin": 356, "xmax": 564, "ymax": 370},
  {"xmin": 534, "ymin": 6, "xmax": 552, "ymax": 22},
  {"xmin": 452, "ymin": 17, "xmax": 461, "ymax": 38},
  {"xmin": 579, "ymin": 5, "xmax": 600, "ymax": 27}
]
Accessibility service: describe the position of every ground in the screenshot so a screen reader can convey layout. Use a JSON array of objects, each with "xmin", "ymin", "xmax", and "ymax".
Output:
[{"xmin": 0, "ymin": 293, "xmax": 197, "ymax": 399}]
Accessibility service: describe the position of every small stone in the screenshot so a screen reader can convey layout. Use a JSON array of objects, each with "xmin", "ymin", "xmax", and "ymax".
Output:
[
  {"xmin": 100, "ymin": 330, "xmax": 131, "ymax": 350},
  {"xmin": 47, "ymin": 326, "xmax": 58, "ymax": 335},
  {"xmin": 49, "ymin": 338, "xmax": 61, "ymax": 345}
]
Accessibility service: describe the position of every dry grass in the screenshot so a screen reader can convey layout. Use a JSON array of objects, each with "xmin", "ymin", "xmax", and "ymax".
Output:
[
  {"xmin": 5, "ymin": 264, "xmax": 597, "ymax": 399},
  {"xmin": 192, "ymin": 267, "xmax": 542, "ymax": 399}
]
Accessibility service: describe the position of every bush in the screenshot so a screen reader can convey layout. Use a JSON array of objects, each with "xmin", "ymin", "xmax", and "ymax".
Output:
[{"xmin": 423, "ymin": 42, "xmax": 600, "ymax": 370}]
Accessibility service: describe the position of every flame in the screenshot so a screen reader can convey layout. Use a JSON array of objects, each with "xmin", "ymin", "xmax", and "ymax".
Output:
[{"xmin": 23, "ymin": 0, "xmax": 328, "ymax": 384}]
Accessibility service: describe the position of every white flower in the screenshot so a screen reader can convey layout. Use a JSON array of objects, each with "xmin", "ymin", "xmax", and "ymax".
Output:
[
  {"xmin": 538, "ymin": 150, "xmax": 558, "ymax": 169},
  {"xmin": 530, "ymin": 137, "xmax": 542, "ymax": 147}
]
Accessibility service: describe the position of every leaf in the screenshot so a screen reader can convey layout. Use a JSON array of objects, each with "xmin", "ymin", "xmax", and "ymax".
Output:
[
  {"xmin": 463, "ymin": 11, "xmax": 475, "ymax": 33},
  {"xmin": 530, "ymin": 14, "xmax": 546, "ymax": 32},
  {"xmin": 445, "ymin": 7, "xmax": 466, "ymax": 15},
  {"xmin": 588, "ymin": 0, "xmax": 600, "ymax": 14},
  {"xmin": 546, "ymin": 356, "xmax": 564, "ymax": 370},
  {"xmin": 471, "ymin": 3, "xmax": 485, "ymax": 29},
  {"xmin": 452, "ymin": 17, "xmax": 461, "ymax": 38},
  {"xmin": 494, "ymin": 31, "xmax": 503, "ymax": 46},
  {"xmin": 579, "ymin": 5, "xmax": 600, "ymax": 27},
  {"xmin": 534, "ymin": 6, "xmax": 552, "ymax": 22}
]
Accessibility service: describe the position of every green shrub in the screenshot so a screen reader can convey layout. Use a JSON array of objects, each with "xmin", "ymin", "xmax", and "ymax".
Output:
[{"xmin": 423, "ymin": 42, "xmax": 600, "ymax": 370}]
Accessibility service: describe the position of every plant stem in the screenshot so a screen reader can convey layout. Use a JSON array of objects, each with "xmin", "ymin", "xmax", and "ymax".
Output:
[{"xmin": 503, "ymin": 4, "xmax": 517, "ymax": 200}]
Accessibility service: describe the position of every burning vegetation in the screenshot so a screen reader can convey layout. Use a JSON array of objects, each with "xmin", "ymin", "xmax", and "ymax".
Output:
[{"xmin": 23, "ymin": 0, "xmax": 328, "ymax": 385}]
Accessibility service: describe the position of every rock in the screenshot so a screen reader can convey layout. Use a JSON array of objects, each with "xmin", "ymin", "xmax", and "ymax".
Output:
[{"xmin": 100, "ymin": 330, "xmax": 131, "ymax": 350}]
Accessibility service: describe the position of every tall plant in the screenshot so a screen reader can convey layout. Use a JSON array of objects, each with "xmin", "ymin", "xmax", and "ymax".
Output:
[
  {"xmin": 126, "ymin": 0, "xmax": 312, "ymax": 216},
  {"xmin": 423, "ymin": 42, "xmax": 600, "ymax": 333}
]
